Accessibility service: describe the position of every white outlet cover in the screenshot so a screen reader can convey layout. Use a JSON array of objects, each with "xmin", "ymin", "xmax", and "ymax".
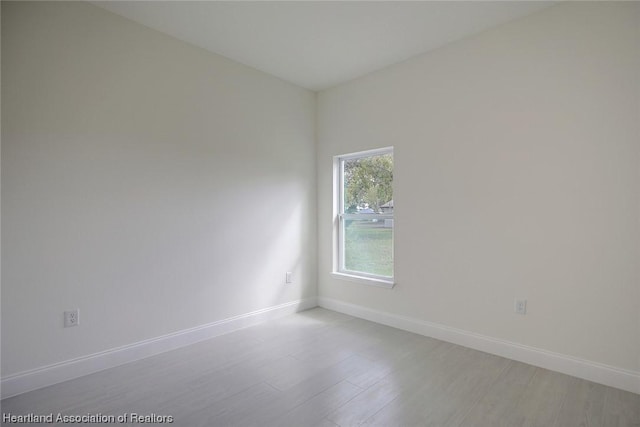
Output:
[
  {"xmin": 515, "ymin": 299, "xmax": 527, "ymax": 315},
  {"xmin": 64, "ymin": 309, "xmax": 80, "ymax": 327}
]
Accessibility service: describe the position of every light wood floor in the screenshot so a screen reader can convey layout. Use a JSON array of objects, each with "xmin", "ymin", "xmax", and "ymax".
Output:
[{"xmin": 2, "ymin": 308, "xmax": 639, "ymax": 427}]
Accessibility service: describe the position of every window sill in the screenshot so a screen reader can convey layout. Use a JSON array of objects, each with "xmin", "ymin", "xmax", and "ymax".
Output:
[{"xmin": 331, "ymin": 272, "xmax": 395, "ymax": 288}]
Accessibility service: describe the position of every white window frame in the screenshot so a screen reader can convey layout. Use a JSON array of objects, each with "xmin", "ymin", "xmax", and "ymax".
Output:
[{"xmin": 332, "ymin": 147, "xmax": 394, "ymax": 288}]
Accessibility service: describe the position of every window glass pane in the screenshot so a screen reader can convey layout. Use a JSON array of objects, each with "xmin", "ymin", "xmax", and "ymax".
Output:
[
  {"xmin": 342, "ymin": 153, "xmax": 393, "ymax": 214},
  {"xmin": 343, "ymin": 218, "xmax": 393, "ymax": 277}
]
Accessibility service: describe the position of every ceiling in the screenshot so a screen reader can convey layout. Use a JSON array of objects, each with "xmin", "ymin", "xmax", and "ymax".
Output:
[{"xmin": 94, "ymin": 1, "xmax": 556, "ymax": 91}]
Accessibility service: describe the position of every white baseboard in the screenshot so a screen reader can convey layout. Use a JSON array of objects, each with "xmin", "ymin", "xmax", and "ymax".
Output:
[
  {"xmin": 318, "ymin": 297, "xmax": 640, "ymax": 395},
  {"xmin": 1, "ymin": 297, "xmax": 318, "ymax": 399}
]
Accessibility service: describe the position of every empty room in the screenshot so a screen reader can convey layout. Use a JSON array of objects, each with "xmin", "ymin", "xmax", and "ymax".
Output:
[{"xmin": 1, "ymin": 1, "xmax": 639, "ymax": 426}]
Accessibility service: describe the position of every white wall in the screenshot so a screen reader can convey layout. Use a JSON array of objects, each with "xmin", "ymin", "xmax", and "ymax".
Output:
[
  {"xmin": 318, "ymin": 1, "xmax": 639, "ymax": 375},
  {"xmin": 2, "ymin": 1, "xmax": 316, "ymax": 377}
]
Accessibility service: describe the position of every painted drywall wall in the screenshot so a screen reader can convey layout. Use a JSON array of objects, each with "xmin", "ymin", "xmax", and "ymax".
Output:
[
  {"xmin": 1, "ymin": 1, "xmax": 316, "ymax": 376},
  {"xmin": 318, "ymin": 2, "xmax": 639, "ymax": 373}
]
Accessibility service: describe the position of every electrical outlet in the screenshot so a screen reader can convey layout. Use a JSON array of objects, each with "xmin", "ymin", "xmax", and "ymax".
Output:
[
  {"xmin": 514, "ymin": 299, "xmax": 527, "ymax": 315},
  {"xmin": 285, "ymin": 272, "xmax": 293, "ymax": 284},
  {"xmin": 64, "ymin": 309, "xmax": 80, "ymax": 327}
]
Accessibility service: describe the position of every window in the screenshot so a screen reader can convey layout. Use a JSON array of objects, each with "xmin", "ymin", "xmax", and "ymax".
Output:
[{"xmin": 334, "ymin": 147, "xmax": 394, "ymax": 287}]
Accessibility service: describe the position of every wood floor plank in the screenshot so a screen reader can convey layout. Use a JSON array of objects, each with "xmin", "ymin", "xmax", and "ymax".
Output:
[
  {"xmin": 210, "ymin": 354, "xmax": 373, "ymax": 426},
  {"xmin": 328, "ymin": 342, "xmax": 452, "ymax": 426},
  {"xmin": 361, "ymin": 346, "xmax": 509, "ymax": 427},
  {"xmin": 173, "ymin": 382, "xmax": 282, "ymax": 427},
  {"xmin": 602, "ymin": 387, "xmax": 640, "ymax": 427},
  {"xmin": 505, "ymin": 367, "xmax": 575, "ymax": 427},
  {"xmin": 553, "ymin": 377, "xmax": 607, "ymax": 427},
  {"xmin": 347, "ymin": 334, "xmax": 445, "ymax": 390},
  {"xmin": 314, "ymin": 417, "xmax": 342, "ymax": 427},
  {"xmin": 264, "ymin": 353, "xmax": 353, "ymax": 391},
  {"xmin": 265, "ymin": 380, "xmax": 363, "ymax": 427},
  {"xmin": 456, "ymin": 360, "xmax": 538, "ymax": 427}
]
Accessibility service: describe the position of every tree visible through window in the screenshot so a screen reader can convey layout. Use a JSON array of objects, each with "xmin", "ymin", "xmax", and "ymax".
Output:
[{"xmin": 336, "ymin": 148, "xmax": 393, "ymax": 282}]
